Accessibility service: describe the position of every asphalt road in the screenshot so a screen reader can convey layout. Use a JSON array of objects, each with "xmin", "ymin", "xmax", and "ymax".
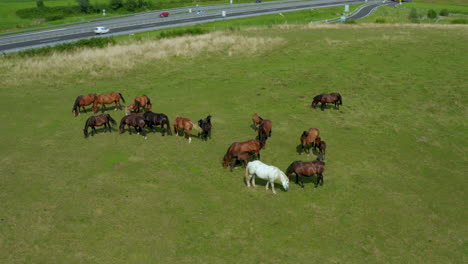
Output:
[{"xmin": 0, "ymin": 0, "xmax": 386, "ymax": 53}]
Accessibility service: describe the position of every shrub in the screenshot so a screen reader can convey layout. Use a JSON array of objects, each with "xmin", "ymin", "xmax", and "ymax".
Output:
[
  {"xmin": 439, "ymin": 9, "xmax": 449, "ymax": 16},
  {"xmin": 36, "ymin": 0, "xmax": 45, "ymax": 8},
  {"xmin": 427, "ymin": 9, "xmax": 437, "ymax": 19},
  {"xmin": 409, "ymin": 8, "xmax": 418, "ymax": 23},
  {"xmin": 45, "ymin": 13, "xmax": 65, "ymax": 21},
  {"xmin": 14, "ymin": 37, "xmax": 116, "ymax": 58},
  {"xmin": 343, "ymin": 19, "xmax": 356, "ymax": 24},
  {"xmin": 125, "ymin": 0, "xmax": 138, "ymax": 11},
  {"xmin": 450, "ymin": 19, "xmax": 468, "ymax": 24},
  {"xmin": 375, "ymin": 18, "xmax": 385, "ymax": 23},
  {"xmin": 110, "ymin": 0, "xmax": 123, "ymax": 10}
]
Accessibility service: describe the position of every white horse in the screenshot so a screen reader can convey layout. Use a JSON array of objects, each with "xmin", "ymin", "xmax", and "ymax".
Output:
[{"xmin": 245, "ymin": 160, "xmax": 289, "ymax": 194}]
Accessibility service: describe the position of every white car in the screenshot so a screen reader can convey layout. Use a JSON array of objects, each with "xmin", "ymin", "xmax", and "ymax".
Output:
[{"xmin": 94, "ymin": 26, "xmax": 110, "ymax": 34}]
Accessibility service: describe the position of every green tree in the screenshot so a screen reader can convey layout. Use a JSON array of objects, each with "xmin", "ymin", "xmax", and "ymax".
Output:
[
  {"xmin": 427, "ymin": 9, "xmax": 437, "ymax": 19},
  {"xmin": 36, "ymin": 0, "xmax": 45, "ymax": 8},
  {"xmin": 409, "ymin": 8, "xmax": 418, "ymax": 23},
  {"xmin": 110, "ymin": 0, "xmax": 123, "ymax": 10},
  {"xmin": 76, "ymin": 0, "xmax": 91, "ymax": 13},
  {"xmin": 125, "ymin": 0, "xmax": 138, "ymax": 11}
]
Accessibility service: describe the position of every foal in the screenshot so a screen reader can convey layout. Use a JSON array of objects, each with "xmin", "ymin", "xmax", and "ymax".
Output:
[
  {"xmin": 229, "ymin": 151, "xmax": 256, "ymax": 172},
  {"xmin": 314, "ymin": 137, "xmax": 327, "ymax": 161},
  {"xmin": 300, "ymin": 128, "xmax": 320, "ymax": 154},
  {"xmin": 198, "ymin": 115, "xmax": 212, "ymax": 141},
  {"xmin": 173, "ymin": 116, "xmax": 202, "ymax": 143}
]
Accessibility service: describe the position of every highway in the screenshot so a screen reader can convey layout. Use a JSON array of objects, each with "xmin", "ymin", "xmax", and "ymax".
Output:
[{"xmin": 0, "ymin": 0, "xmax": 386, "ymax": 53}]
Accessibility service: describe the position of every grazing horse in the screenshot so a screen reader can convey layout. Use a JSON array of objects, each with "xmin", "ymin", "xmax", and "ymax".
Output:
[
  {"xmin": 245, "ymin": 160, "xmax": 289, "ymax": 194},
  {"xmin": 143, "ymin": 112, "xmax": 172, "ymax": 136},
  {"xmin": 198, "ymin": 115, "xmax": 212, "ymax": 141},
  {"xmin": 252, "ymin": 113, "xmax": 264, "ymax": 130},
  {"xmin": 125, "ymin": 95, "xmax": 152, "ymax": 114},
  {"xmin": 300, "ymin": 128, "xmax": 320, "ymax": 154},
  {"xmin": 314, "ymin": 137, "xmax": 327, "ymax": 161},
  {"xmin": 173, "ymin": 116, "xmax": 202, "ymax": 143},
  {"xmin": 83, "ymin": 113, "xmax": 116, "ymax": 137},
  {"xmin": 223, "ymin": 140, "xmax": 264, "ymax": 169},
  {"xmin": 93, "ymin": 92, "xmax": 126, "ymax": 113},
  {"xmin": 286, "ymin": 160, "xmax": 325, "ymax": 188},
  {"xmin": 311, "ymin": 92, "xmax": 342, "ymax": 110},
  {"xmin": 119, "ymin": 115, "xmax": 147, "ymax": 139},
  {"xmin": 229, "ymin": 151, "xmax": 256, "ymax": 172},
  {"xmin": 72, "ymin": 93, "xmax": 97, "ymax": 116}
]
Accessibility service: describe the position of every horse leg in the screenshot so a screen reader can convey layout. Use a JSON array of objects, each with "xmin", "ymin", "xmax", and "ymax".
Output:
[
  {"xmin": 300, "ymin": 175, "xmax": 305, "ymax": 188},
  {"xmin": 321, "ymin": 103, "xmax": 325, "ymax": 111},
  {"xmin": 270, "ymin": 181, "xmax": 276, "ymax": 194},
  {"xmin": 82, "ymin": 106, "xmax": 86, "ymax": 113},
  {"xmin": 187, "ymin": 130, "xmax": 192, "ymax": 143},
  {"xmin": 92, "ymin": 126, "xmax": 97, "ymax": 136},
  {"xmin": 252, "ymin": 174, "xmax": 256, "ymax": 187}
]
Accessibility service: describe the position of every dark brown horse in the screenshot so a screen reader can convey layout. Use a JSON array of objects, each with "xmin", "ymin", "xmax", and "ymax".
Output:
[
  {"xmin": 314, "ymin": 137, "xmax": 327, "ymax": 161},
  {"xmin": 174, "ymin": 116, "xmax": 202, "ymax": 143},
  {"xmin": 119, "ymin": 115, "xmax": 147, "ymax": 139},
  {"xmin": 92, "ymin": 92, "xmax": 126, "ymax": 113},
  {"xmin": 311, "ymin": 93, "xmax": 342, "ymax": 110},
  {"xmin": 229, "ymin": 151, "xmax": 256, "ymax": 172},
  {"xmin": 143, "ymin": 112, "xmax": 172, "ymax": 136},
  {"xmin": 286, "ymin": 160, "xmax": 325, "ymax": 188},
  {"xmin": 198, "ymin": 115, "xmax": 212, "ymax": 141},
  {"xmin": 223, "ymin": 140, "xmax": 264, "ymax": 169},
  {"xmin": 125, "ymin": 95, "xmax": 152, "ymax": 114},
  {"xmin": 83, "ymin": 113, "xmax": 116, "ymax": 137},
  {"xmin": 300, "ymin": 128, "xmax": 320, "ymax": 154},
  {"xmin": 72, "ymin": 93, "xmax": 97, "ymax": 116}
]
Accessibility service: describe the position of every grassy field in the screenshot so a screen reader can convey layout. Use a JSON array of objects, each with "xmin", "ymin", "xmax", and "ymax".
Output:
[{"xmin": 1, "ymin": 24, "xmax": 467, "ymax": 263}]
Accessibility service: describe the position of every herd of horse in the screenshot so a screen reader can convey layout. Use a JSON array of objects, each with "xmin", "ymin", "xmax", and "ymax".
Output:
[{"xmin": 74, "ymin": 91, "xmax": 342, "ymax": 193}]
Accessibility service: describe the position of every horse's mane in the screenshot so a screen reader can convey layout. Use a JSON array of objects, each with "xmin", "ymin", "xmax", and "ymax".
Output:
[
  {"xmin": 286, "ymin": 161, "xmax": 302, "ymax": 173},
  {"xmin": 313, "ymin": 94, "xmax": 323, "ymax": 101},
  {"xmin": 72, "ymin": 95, "xmax": 83, "ymax": 111}
]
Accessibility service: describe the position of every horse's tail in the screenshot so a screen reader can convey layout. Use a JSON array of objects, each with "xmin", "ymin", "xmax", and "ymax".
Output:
[
  {"xmin": 165, "ymin": 115, "xmax": 173, "ymax": 135},
  {"xmin": 191, "ymin": 121, "xmax": 203, "ymax": 133},
  {"xmin": 108, "ymin": 115, "xmax": 117, "ymax": 125},
  {"xmin": 119, "ymin": 93, "xmax": 126, "ymax": 103},
  {"xmin": 338, "ymin": 94, "xmax": 342, "ymax": 105},
  {"xmin": 73, "ymin": 95, "xmax": 82, "ymax": 112}
]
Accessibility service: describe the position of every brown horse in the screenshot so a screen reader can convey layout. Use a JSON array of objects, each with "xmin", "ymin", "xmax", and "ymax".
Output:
[
  {"xmin": 229, "ymin": 151, "xmax": 256, "ymax": 172},
  {"xmin": 173, "ymin": 116, "xmax": 202, "ymax": 143},
  {"xmin": 300, "ymin": 128, "xmax": 320, "ymax": 154},
  {"xmin": 258, "ymin": 120, "xmax": 272, "ymax": 139},
  {"xmin": 314, "ymin": 137, "xmax": 327, "ymax": 161},
  {"xmin": 92, "ymin": 92, "xmax": 126, "ymax": 113},
  {"xmin": 223, "ymin": 140, "xmax": 264, "ymax": 169},
  {"xmin": 83, "ymin": 113, "xmax": 116, "ymax": 137},
  {"xmin": 72, "ymin": 93, "xmax": 97, "ymax": 116},
  {"xmin": 119, "ymin": 115, "xmax": 147, "ymax": 139},
  {"xmin": 286, "ymin": 160, "xmax": 325, "ymax": 188},
  {"xmin": 311, "ymin": 93, "xmax": 342, "ymax": 110},
  {"xmin": 252, "ymin": 113, "xmax": 264, "ymax": 130},
  {"xmin": 125, "ymin": 95, "xmax": 152, "ymax": 114}
]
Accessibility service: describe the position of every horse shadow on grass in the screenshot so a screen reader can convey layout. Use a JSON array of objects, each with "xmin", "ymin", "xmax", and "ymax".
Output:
[
  {"xmin": 289, "ymin": 175, "xmax": 321, "ymax": 188},
  {"xmin": 244, "ymin": 178, "xmax": 289, "ymax": 193},
  {"xmin": 295, "ymin": 144, "xmax": 320, "ymax": 156}
]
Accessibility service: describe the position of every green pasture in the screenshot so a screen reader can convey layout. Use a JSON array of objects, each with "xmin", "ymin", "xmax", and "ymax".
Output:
[{"xmin": 1, "ymin": 24, "xmax": 467, "ymax": 263}]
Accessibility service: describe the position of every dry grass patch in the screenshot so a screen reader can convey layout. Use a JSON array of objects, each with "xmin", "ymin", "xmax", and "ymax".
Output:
[{"xmin": 0, "ymin": 32, "xmax": 284, "ymax": 83}]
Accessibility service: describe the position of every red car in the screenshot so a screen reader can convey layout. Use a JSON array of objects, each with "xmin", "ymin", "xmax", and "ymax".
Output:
[{"xmin": 159, "ymin": 12, "xmax": 170, "ymax": 17}]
